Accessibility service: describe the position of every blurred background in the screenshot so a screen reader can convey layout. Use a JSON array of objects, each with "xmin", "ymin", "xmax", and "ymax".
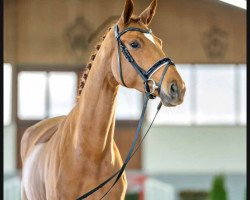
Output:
[{"xmin": 4, "ymin": 0, "xmax": 246, "ymax": 200}]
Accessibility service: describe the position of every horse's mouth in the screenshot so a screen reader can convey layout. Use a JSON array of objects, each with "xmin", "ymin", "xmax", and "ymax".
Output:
[
  {"xmin": 161, "ymin": 98, "xmax": 177, "ymax": 107},
  {"xmin": 159, "ymin": 90, "xmax": 179, "ymax": 107},
  {"xmin": 163, "ymin": 102, "xmax": 176, "ymax": 107}
]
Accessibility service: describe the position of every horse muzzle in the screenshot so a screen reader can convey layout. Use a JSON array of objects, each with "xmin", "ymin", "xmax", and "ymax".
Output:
[{"xmin": 159, "ymin": 81, "xmax": 186, "ymax": 107}]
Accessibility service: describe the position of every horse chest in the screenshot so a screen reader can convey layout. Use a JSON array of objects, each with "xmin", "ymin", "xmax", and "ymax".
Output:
[
  {"xmin": 55, "ymin": 151, "xmax": 127, "ymax": 200},
  {"xmin": 57, "ymin": 170, "xmax": 127, "ymax": 200},
  {"xmin": 22, "ymin": 144, "xmax": 47, "ymax": 200}
]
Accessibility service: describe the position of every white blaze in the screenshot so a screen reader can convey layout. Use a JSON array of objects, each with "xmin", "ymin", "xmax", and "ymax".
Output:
[{"xmin": 144, "ymin": 33, "xmax": 156, "ymax": 45}]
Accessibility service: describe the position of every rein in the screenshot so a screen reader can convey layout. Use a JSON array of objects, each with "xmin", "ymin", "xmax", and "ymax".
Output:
[{"xmin": 77, "ymin": 24, "xmax": 175, "ymax": 200}]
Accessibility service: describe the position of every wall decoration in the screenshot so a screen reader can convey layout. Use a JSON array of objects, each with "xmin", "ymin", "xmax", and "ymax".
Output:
[
  {"xmin": 202, "ymin": 25, "xmax": 229, "ymax": 59},
  {"xmin": 65, "ymin": 15, "xmax": 120, "ymax": 58},
  {"xmin": 65, "ymin": 16, "xmax": 92, "ymax": 57},
  {"xmin": 88, "ymin": 15, "xmax": 120, "ymax": 43}
]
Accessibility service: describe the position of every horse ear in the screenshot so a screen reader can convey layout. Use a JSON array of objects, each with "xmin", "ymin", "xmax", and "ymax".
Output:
[
  {"xmin": 121, "ymin": 0, "xmax": 134, "ymax": 25},
  {"xmin": 139, "ymin": 0, "xmax": 157, "ymax": 25}
]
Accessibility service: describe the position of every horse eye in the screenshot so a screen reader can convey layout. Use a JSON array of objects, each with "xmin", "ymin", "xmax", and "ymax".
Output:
[{"xmin": 130, "ymin": 41, "xmax": 141, "ymax": 49}]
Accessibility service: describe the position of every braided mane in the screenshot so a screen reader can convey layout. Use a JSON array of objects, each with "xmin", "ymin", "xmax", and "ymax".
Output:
[
  {"xmin": 77, "ymin": 26, "xmax": 112, "ymax": 100},
  {"xmin": 77, "ymin": 18, "xmax": 141, "ymax": 100}
]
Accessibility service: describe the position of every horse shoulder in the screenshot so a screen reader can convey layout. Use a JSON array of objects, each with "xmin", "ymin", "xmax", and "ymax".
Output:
[{"xmin": 20, "ymin": 116, "xmax": 66, "ymax": 162}]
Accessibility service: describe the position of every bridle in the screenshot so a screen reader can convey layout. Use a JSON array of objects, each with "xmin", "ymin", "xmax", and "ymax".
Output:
[
  {"xmin": 77, "ymin": 24, "xmax": 175, "ymax": 200},
  {"xmin": 115, "ymin": 24, "xmax": 175, "ymax": 99}
]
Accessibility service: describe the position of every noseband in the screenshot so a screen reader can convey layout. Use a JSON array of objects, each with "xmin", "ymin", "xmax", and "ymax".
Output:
[
  {"xmin": 77, "ymin": 24, "xmax": 175, "ymax": 200},
  {"xmin": 114, "ymin": 24, "xmax": 175, "ymax": 98}
]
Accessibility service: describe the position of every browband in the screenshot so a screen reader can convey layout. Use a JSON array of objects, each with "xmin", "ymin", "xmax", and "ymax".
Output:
[{"xmin": 115, "ymin": 26, "xmax": 152, "ymax": 39}]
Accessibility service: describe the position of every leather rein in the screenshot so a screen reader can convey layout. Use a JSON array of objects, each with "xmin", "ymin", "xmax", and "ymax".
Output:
[{"xmin": 77, "ymin": 24, "xmax": 175, "ymax": 200}]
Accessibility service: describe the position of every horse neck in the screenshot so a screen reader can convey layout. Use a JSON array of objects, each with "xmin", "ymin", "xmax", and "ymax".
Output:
[{"xmin": 73, "ymin": 32, "xmax": 119, "ymax": 157}]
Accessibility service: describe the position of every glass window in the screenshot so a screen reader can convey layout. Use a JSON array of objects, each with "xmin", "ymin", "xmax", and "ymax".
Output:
[
  {"xmin": 147, "ymin": 65, "xmax": 192, "ymax": 125},
  {"xmin": 195, "ymin": 65, "xmax": 235, "ymax": 124},
  {"xmin": 146, "ymin": 64, "xmax": 245, "ymax": 125},
  {"xmin": 16, "ymin": 65, "xmax": 245, "ymax": 125},
  {"xmin": 4, "ymin": 64, "xmax": 12, "ymax": 125},
  {"xmin": 116, "ymin": 87, "xmax": 142, "ymax": 120},
  {"xmin": 18, "ymin": 72, "xmax": 47, "ymax": 119},
  {"xmin": 48, "ymin": 72, "xmax": 77, "ymax": 117},
  {"xmin": 239, "ymin": 65, "xmax": 246, "ymax": 125}
]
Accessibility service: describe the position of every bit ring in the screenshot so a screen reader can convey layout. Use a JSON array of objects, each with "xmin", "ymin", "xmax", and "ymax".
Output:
[{"xmin": 145, "ymin": 79, "xmax": 158, "ymax": 95}]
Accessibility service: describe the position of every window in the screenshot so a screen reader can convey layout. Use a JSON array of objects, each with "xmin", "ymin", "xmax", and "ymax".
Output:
[
  {"xmin": 4, "ymin": 63, "xmax": 12, "ymax": 125},
  {"xmin": 239, "ymin": 65, "xmax": 246, "ymax": 125},
  {"xmin": 147, "ymin": 64, "xmax": 246, "ymax": 125},
  {"xmin": 17, "ymin": 69, "xmax": 142, "ymax": 121},
  {"xmin": 17, "ymin": 65, "xmax": 246, "ymax": 125},
  {"xmin": 116, "ymin": 87, "xmax": 142, "ymax": 120},
  {"xmin": 18, "ymin": 72, "xmax": 47, "ymax": 119},
  {"xmin": 48, "ymin": 72, "xmax": 77, "ymax": 117},
  {"xmin": 148, "ymin": 65, "xmax": 192, "ymax": 125},
  {"xmin": 196, "ymin": 65, "xmax": 235, "ymax": 124},
  {"xmin": 18, "ymin": 71, "xmax": 77, "ymax": 120}
]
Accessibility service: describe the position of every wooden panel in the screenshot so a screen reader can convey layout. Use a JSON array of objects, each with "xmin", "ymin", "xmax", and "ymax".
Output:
[
  {"xmin": 114, "ymin": 122, "xmax": 141, "ymax": 169},
  {"xmin": 142, "ymin": 0, "xmax": 246, "ymax": 63},
  {"xmin": 4, "ymin": 0, "xmax": 246, "ymax": 65},
  {"xmin": 4, "ymin": 0, "xmax": 17, "ymax": 63}
]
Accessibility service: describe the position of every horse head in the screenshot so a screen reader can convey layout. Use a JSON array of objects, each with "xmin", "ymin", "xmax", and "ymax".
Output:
[{"xmin": 110, "ymin": 0, "xmax": 186, "ymax": 107}]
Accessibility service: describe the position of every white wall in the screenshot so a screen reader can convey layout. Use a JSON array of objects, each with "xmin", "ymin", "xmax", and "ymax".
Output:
[
  {"xmin": 4, "ymin": 124, "xmax": 17, "ymax": 174},
  {"xmin": 142, "ymin": 126, "xmax": 246, "ymax": 174}
]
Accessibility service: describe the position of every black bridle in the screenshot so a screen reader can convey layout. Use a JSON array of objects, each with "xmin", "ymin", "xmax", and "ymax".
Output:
[
  {"xmin": 77, "ymin": 24, "xmax": 175, "ymax": 200},
  {"xmin": 115, "ymin": 24, "xmax": 175, "ymax": 99}
]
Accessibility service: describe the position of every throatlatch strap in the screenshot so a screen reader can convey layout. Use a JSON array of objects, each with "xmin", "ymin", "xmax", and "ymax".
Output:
[{"xmin": 117, "ymin": 40, "xmax": 127, "ymax": 87}]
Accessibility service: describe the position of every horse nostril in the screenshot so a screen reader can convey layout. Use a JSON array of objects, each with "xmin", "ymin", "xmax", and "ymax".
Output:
[{"xmin": 170, "ymin": 82, "xmax": 178, "ymax": 98}]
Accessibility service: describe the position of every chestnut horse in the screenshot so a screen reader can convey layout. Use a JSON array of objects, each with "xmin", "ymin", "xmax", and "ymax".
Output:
[{"xmin": 20, "ymin": 0, "xmax": 186, "ymax": 199}]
